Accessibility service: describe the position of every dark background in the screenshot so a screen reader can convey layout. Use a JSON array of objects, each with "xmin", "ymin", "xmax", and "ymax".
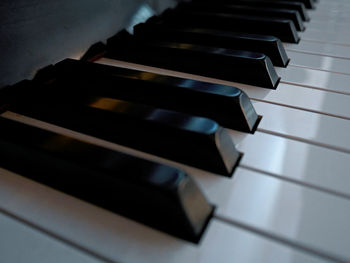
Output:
[{"xmin": 0, "ymin": 0, "xmax": 177, "ymax": 88}]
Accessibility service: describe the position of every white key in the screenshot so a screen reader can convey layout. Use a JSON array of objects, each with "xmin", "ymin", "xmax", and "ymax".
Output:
[
  {"xmin": 232, "ymin": 131, "xmax": 350, "ymax": 198},
  {"xmin": 309, "ymin": 14, "xmax": 350, "ymax": 25},
  {"xmin": 254, "ymin": 101, "xmax": 350, "ymax": 153},
  {"xmin": 276, "ymin": 66, "xmax": 350, "ymax": 95},
  {"xmin": 311, "ymin": 5, "xmax": 350, "ymax": 15},
  {"xmin": 318, "ymin": 0, "xmax": 350, "ymax": 5},
  {"xmin": 316, "ymin": 7, "xmax": 350, "ymax": 14},
  {"xmin": 0, "ymin": 168, "xmax": 335, "ymax": 263},
  {"xmin": 313, "ymin": 5, "xmax": 350, "ymax": 13},
  {"xmin": 306, "ymin": 21, "xmax": 350, "ymax": 33},
  {"xmin": 311, "ymin": 14, "xmax": 350, "ymax": 23},
  {"xmin": 288, "ymin": 50, "xmax": 350, "ymax": 75},
  {"xmin": 240, "ymin": 82, "xmax": 350, "ymax": 119},
  {"xmin": 316, "ymin": 1, "xmax": 350, "ymax": 10},
  {"xmin": 193, "ymin": 167, "xmax": 350, "ymax": 263},
  {"xmin": 300, "ymin": 29, "xmax": 350, "ymax": 46},
  {"xmin": 0, "ymin": 212, "xmax": 106, "ymax": 263},
  {"xmin": 284, "ymin": 41, "xmax": 350, "ymax": 59}
]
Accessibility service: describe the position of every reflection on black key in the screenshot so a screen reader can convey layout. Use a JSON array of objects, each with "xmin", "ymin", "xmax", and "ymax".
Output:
[
  {"xmin": 106, "ymin": 31, "xmax": 280, "ymax": 89},
  {"xmin": 175, "ymin": 3, "xmax": 305, "ymax": 31},
  {"xmin": 5, "ymin": 82, "xmax": 241, "ymax": 176},
  {"xmin": 134, "ymin": 23, "xmax": 289, "ymax": 67},
  {"xmin": 159, "ymin": 9, "xmax": 300, "ymax": 43},
  {"xmin": 37, "ymin": 59, "xmax": 260, "ymax": 133},
  {"xmin": 192, "ymin": 0, "xmax": 310, "ymax": 21},
  {"xmin": 0, "ymin": 116, "xmax": 213, "ymax": 242},
  {"xmin": 275, "ymin": 0, "xmax": 315, "ymax": 9}
]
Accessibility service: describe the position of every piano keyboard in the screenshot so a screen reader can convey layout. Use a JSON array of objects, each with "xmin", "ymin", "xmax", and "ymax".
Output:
[{"xmin": 1, "ymin": 0, "xmax": 350, "ymax": 262}]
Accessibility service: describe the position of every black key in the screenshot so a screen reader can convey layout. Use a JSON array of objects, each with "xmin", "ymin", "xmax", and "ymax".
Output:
[
  {"xmin": 105, "ymin": 31, "xmax": 280, "ymax": 89},
  {"xmin": 176, "ymin": 2, "xmax": 305, "ymax": 31},
  {"xmin": 192, "ymin": 0, "xmax": 310, "ymax": 21},
  {"xmin": 274, "ymin": 0, "xmax": 315, "ymax": 9},
  {"xmin": 36, "ymin": 59, "xmax": 260, "ymax": 133},
  {"xmin": 0, "ymin": 116, "xmax": 213, "ymax": 242},
  {"xmin": 159, "ymin": 9, "xmax": 300, "ymax": 43},
  {"xmin": 80, "ymin": 41, "xmax": 106, "ymax": 61},
  {"xmin": 134, "ymin": 23, "xmax": 289, "ymax": 67},
  {"xmin": 5, "ymin": 81, "xmax": 241, "ymax": 176}
]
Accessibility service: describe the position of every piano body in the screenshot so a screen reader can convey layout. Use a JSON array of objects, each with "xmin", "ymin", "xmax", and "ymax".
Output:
[{"xmin": 1, "ymin": 0, "xmax": 350, "ymax": 262}]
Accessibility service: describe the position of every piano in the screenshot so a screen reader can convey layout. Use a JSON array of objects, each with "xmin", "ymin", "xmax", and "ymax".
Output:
[{"xmin": 1, "ymin": 0, "xmax": 350, "ymax": 262}]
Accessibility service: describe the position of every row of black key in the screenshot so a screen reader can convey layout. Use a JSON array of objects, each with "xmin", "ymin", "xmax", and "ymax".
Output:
[
  {"xmin": 194, "ymin": 0, "xmax": 315, "ymax": 10},
  {"xmin": 0, "ymin": 56, "xmax": 255, "ymax": 241},
  {"xmin": 0, "ymin": 0, "xmax": 316, "ymax": 243},
  {"xmin": 4, "ymin": 67, "xmax": 242, "ymax": 176},
  {"xmin": 175, "ymin": 2, "xmax": 305, "ymax": 31},
  {"xmin": 106, "ymin": 30, "xmax": 280, "ymax": 89},
  {"xmin": 101, "ymin": 0, "xmax": 314, "ymax": 89}
]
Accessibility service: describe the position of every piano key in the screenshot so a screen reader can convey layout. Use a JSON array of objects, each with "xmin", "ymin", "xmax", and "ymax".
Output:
[
  {"xmin": 39, "ymin": 59, "xmax": 259, "ymax": 133},
  {"xmin": 310, "ymin": 11, "xmax": 350, "ymax": 22},
  {"xmin": 0, "ymin": 168, "xmax": 335, "ymax": 263},
  {"xmin": 133, "ymin": 23, "xmax": 290, "ymax": 67},
  {"xmin": 314, "ymin": 5, "xmax": 350, "ymax": 14},
  {"xmin": 192, "ymin": 0, "xmax": 310, "ymax": 21},
  {"xmin": 288, "ymin": 50, "xmax": 350, "ymax": 75},
  {"xmin": 276, "ymin": 0, "xmax": 315, "ymax": 9},
  {"xmin": 0, "ymin": 116, "xmax": 213, "ymax": 242},
  {"xmin": 240, "ymin": 83, "xmax": 350, "ymax": 120},
  {"xmin": 175, "ymin": 2, "xmax": 305, "ymax": 31},
  {"xmin": 284, "ymin": 40, "xmax": 350, "ymax": 59},
  {"xmin": 4, "ymin": 90, "xmax": 240, "ymax": 176},
  {"xmin": 254, "ymin": 101, "xmax": 350, "ymax": 153},
  {"xmin": 276, "ymin": 66, "xmax": 350, "ymax": 95},
  {"xmin": 317, "ymin": 2, "xmax": 350, "ymax": 10},
  {"xmin": 193, "ymin": 167, "xmax": 350, "ymax": 262},
  {"xmin": 306, "ymin": 20, "xmax": 350, "ymax": 32},
  {"xmin": 159, "ymin": 9, "xmax": 300, "ymax": 43},
  {"xmin": 0, "ymin": 212, "xmax": 106, "ymax": 263},
  {"xmin": 310, "ymin": 7, "xmax": 350, "ymax": 19},
  {"xmin": 232, "ymin": 131, "xmax": 350, "ymax": 198},
  {"xmin": 96, "ymin": 58, "xmax": 350, "ymax": 121},
  {"xmin": 316, "ymin": 1, "xmax": 350, "ymax": 8},
  {"xmin": 106, "ymin": 31, "xmax": 280, "ymax": 89},
  {"xmin": 300, "ymin": 28, "xmax": 350, "ymax": 46}
]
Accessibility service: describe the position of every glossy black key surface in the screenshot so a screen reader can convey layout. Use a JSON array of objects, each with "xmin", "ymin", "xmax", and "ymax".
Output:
[
  {"xmin": 175, "ymin": 3, "xmax": 304, "ymax": 31},
  {"xmin": 0, "ymin": 116, "xmax": 213, "ymax": 242},
  {"xmin": 105, "ymin": 31, "xmax": 280, "ymax": 89},
  {"xmin": 193, "ymin": 0, "xmax": 310, "ymax": 21},
  {"xmin": 159, "ymin": 9, "xmax": 300, "ymax": 43},
  {"xmin": 274, "ymin": 0, "xmax": 315, "ymax": 9},
  {"xmin": 4, "ymin": 81, "xmax": 241, "ymax": 176},
  {"xmin": 36, "ymin": 59, "xmax": 259, "ymax": 133},
  {"xmin": 134, "ymin": 23, "xmax": 289, "ymax": 67}
]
